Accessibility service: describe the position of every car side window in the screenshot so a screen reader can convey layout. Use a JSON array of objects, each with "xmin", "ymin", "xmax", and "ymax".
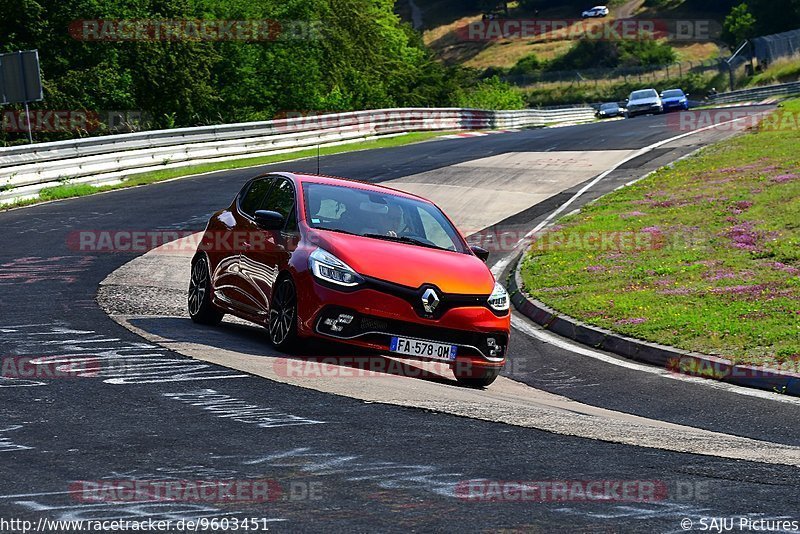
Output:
[
  {"xmin": 239, "ymin": 178, "xmax": 274, "ymax": 217},
  {"xmin": 284, "ymin": 207, "xmax": 298, "ymax": 234},
  {"xmin": 261, "ymin": 178, "xmax": 295, "ymax": 219}
]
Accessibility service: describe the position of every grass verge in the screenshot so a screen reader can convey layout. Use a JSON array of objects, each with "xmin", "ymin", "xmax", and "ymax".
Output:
[
  {"xmin": 2, "ymin": 131, "xmax": 451, "ymax": 210},
  {"xmin": 520, "ymin": 99, "xmax": 800, "ymax": 365},
  {"xmin": 743, "ymin": 56, "xmax": 800, "ymax": 88}
]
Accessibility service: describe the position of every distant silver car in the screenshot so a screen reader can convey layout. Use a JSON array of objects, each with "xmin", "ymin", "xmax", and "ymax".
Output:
[
  {"xmin": 625, "ymin": 89, "xmax": 663, "ymax": 118},
  {"xmin": 596, "ymin": 102, "xmax": 623, "ymax": 118},
  {"xmin": 582, "ymin": 5, "xmax": 609, "ymax": 18}
]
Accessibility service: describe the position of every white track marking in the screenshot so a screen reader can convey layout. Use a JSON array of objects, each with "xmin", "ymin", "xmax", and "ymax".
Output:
[
  {"xmin": 511, "ymin": 307, "xmax": 800, "ymax": 406},
  {"xmin": 491, "ymin": 110, "xmax": 772, "ymax": 278}
]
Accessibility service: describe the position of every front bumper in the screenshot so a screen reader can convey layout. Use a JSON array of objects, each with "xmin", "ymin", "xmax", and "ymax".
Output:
[
  {"xmin": 627, "ymin": 104, "xmax": 662, "ymax": 116},
  {"xmin": 663, "ymin": 101, "xmax": 688, "ymax": 111},
  {"xmin": 295, "ymin": 274, "xmax": 510, "ymax": 367}
]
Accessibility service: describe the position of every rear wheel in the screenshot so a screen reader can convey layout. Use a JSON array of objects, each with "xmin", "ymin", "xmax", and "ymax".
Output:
[
  {"xmin": 268, "ymin": 277, "xmax": 298, "ymax": 351},
  {"xmin": 454, "ymin": 365, "xmax": 501, "ymax": 388},
  {"xmin": 188, "ymin": 256, "xmax": 224, "ymax": 325}
]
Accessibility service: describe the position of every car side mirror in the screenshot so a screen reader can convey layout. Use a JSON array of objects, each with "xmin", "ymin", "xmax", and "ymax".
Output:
[
  {"xmin": 685, "ymin": 93, "xmax": 690, "ymax": 97},
  {"xmin": 254, "ymin": 210, "xmax": 285, "ymax": 230},
  {"xmin": 470, "ymin": 245, "xmax": 490, "ymax": 262}
]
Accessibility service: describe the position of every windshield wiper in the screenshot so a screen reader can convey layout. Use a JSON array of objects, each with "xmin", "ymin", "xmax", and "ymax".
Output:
[{"xmin": 362, "ymin": 233, "xmax": 447, "ymax": 251}]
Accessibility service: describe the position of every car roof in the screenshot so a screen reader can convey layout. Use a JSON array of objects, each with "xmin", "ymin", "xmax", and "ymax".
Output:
[{"xmin": 275, "ymin": 172, "xmax": 432, "ymax": 203}]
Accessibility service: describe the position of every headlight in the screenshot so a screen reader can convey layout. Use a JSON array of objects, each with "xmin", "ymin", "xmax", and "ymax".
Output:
[
  {"xmin": 487, "ymin": 282, "xmax": 509, "ymax": 312},
  {"xmin": 309, "ymin": 248, "xmax": 363, "ymax": 287}
]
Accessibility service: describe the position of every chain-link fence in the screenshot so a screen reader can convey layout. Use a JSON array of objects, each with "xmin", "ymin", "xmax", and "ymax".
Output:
[
  {"xmin": 751, "ymin": 28, "xmax": 800, "ymax": 67},
  {"xmin": 503, "ymin": 59, "xmax": 723, "ymax": 88}
]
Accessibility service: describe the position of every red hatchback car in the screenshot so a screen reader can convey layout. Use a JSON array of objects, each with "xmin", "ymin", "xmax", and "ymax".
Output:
[{"xmin": 188, "ymin": 172, "xmax": 511, "ymax": 387}]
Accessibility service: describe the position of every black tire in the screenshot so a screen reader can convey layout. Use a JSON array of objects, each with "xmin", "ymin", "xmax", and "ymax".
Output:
[
  {"xmin": 268, "ymin": 276, "xmax": 299, "ymax": 351},
  {"xmin": 454, "ymin": 366, "xmax": 501, "ymax": 388},
  {"xmin": 188, "ymin": 256, "xmax": 224, "ymax": 325}
]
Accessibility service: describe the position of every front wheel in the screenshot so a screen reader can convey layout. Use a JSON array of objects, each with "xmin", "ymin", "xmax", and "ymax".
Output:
[
  {"xmin": 454, "ymin": 365, "xmax": 501, "ymax": 388},
  {"xmin": 188, "ymin": 256, "xmax": 224, "ymax": 325},
  {"xmin": 268, "ymin": 277, "xmax": 299, "ymax": 351}
]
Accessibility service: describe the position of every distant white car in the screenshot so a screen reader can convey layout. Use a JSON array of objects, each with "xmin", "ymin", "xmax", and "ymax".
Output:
[{"xmin": 582, "ymin": 6, "xmax": 609, "ymax": 18}]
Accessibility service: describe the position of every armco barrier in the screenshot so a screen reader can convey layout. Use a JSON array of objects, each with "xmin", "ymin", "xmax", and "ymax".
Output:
[
  {"xmin": 0, "ymin": 106, "xmax": 595, "ymax": 205},
  {"xmin": 708, "ymin": 81, "xmax": 800, "ymax": 105}
]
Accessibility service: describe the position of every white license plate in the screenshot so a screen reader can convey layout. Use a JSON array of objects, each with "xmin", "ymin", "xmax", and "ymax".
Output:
[{"xmin": 389, "ymin": 336, "xmax": 457, "ymax": 361}]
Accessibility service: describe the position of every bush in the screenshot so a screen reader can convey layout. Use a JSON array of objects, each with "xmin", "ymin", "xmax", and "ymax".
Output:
[
  {"xmin": 548, "ymin": 38, "xmax": 676, "ymax": 71},
  {"xmin": 453, "ymin": 76, "xmax": 525, "ymax": 109},
  {"xmin": 509, "ymin": 54, "xmax": 543, "ymax": 76}
]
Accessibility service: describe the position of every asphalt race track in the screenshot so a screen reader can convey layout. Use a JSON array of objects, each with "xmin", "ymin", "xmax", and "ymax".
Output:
[{"xmin": 2, "ymin": 106, "xmax": 799, "ymax": 533}]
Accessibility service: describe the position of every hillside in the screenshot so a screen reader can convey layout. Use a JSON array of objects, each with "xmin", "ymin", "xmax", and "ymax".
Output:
[{"xmin": 397, "ymin": 0, "xmax": 737, "ymax": 71}]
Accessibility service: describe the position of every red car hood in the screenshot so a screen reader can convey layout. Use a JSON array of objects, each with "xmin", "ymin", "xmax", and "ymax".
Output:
[{"xmin": 310, "ymin": 230, "xmax": 495, "ymax": 295}]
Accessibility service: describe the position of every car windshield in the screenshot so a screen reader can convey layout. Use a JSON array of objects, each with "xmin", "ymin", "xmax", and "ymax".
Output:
[
  {"xmin": 303, "ymin": 182, "xmax": 466, "ymax": 253},
  {"xmin": 601, "ymin": 103, "xmax": 618, "ymax": 110},
  {"xmin": 662, "ymin": 90, "xmax": 684, "ymax": 98},
  {"xmin": 631, "ymin": 90, "xmax": 657, "ymax": 100}
]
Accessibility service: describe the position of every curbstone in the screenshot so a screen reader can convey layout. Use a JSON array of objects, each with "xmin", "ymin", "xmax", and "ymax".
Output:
[{"xmin": 510, "ymin": 257, "xmax": 800, "ymax": 397}]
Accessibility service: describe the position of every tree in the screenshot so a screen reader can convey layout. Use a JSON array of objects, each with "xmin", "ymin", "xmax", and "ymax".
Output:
[
  {"xmin": 721, "ymin": 3, "xmax": 757, "ymax": 49},
  {"xmin": 0, "ymin": 0, "xmax": 475, "ymax": 144}
]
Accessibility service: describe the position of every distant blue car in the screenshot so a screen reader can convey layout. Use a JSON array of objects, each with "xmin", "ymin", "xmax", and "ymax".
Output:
[{"xmin": 660, "ymin": 89, "xmax": 689, "ymax": 111}]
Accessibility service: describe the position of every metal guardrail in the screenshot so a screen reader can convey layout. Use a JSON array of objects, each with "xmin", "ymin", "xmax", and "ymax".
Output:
[
  {"xmin": 0, "ymin": 106, "xmax": 595, "ymax": 205},
  {"xmin": 708, "ymin": 81, "xmax": 800, "ymax": 105}
]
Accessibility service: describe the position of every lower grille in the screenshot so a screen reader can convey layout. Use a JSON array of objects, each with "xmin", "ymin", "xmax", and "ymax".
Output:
[{"xmin": 315, "ymin": 306, "xmax": 507, "ymax": 360}]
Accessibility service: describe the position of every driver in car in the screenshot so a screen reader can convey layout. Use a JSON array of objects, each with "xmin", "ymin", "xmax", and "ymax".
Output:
[{"xmin": 383, "ymin": 204, "xmax": 405, "ymax": 237}]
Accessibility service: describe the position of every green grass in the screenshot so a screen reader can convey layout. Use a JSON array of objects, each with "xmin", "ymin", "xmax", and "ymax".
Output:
[
  {"xmin": 744, "ymin": 56, "xmax": 800, "ymax": 88},
  {"xmin": 520, "ymin": 99, "xmax": 800, "ymax": 365},
  {"xmin": 2, "ymin": 131, "xmax": 450, "ymax": 210}
]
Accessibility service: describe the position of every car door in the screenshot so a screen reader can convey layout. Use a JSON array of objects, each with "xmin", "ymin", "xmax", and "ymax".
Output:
[
  {"xmin": 216, "ymin": 176, "xmax": 275, "ymax": 317},
  {"xmin": 241, "ymin": 177, "xmax": 300, "ymax": 316}
]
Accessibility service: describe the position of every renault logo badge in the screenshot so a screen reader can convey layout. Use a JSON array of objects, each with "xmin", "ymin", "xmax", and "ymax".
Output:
[{"xmin": 421, "ymin": 288, "xmax": 440, "ymax": 314}]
